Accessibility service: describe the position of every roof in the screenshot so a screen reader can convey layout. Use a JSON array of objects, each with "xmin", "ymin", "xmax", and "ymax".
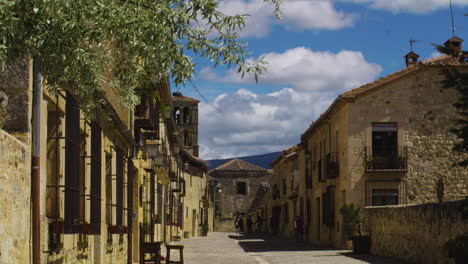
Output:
[
  {"xmin": 182, "ymin": 150, "xmax": 207, "ymax": 171},
  {"xmin": 172, "ymin": 92, "xmax": 200, "ymax": 103},
  {"xmin": 404, "ymin": 51, "xmax": 419, "ymax": 58},
  {"xmin": 271, "ymin": 144, "xmax": 300, "ymax": 167},
  {"xmin": 301, "ymin": 54, "xmax": 468, "ymax": 139},
  {"xmin": 210, "ymin": 158, "xmax": 267, "ymax": 172}
]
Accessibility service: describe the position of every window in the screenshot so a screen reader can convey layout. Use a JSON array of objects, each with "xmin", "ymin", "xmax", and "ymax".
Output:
[
  {"xmin": 322, "ymin": 186, "xmax": 335, "ymax": 227},
  {"xmin": 115, "ymin": 147, "xmax": 124, "ymax": 227},
  {"xmin": 184, "ymin": 130, "xmax": 192, "ymax": 146},
  {"xmin": 183, "ymin": 107, "xmax": 191, "ymax": 123},
  {"xmin": 372, "ymin": 122, "xmax": 397, "ymax": 159},
  {"xmin": 237, "ymin": 182, "xmax": 247, "ymax": 195},
  {"xmin": 64, "ymin": 92, "xmax": 80, "ymax": 234},
  {"xmin": 372, "ymin": 189, "xmax": 398, "ymax": 206},
  {"xmin": 90, "ymin": 122, "xmax": 102, "ymax": 234},
  {"xmin": 174, "ymin": 108, "xmax": 181, "ymax": 123}
]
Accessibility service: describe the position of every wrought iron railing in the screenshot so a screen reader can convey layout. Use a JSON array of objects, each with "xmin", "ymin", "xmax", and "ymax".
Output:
[{"xmin": 364, "ymin": 146, "xmax": 408, "ymax": 172}]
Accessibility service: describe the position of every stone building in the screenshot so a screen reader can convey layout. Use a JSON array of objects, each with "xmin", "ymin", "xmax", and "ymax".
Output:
[
  {"xmin": 263, "ymin": 37, "xmax": 468, "ymax": 249},
  {"xmin": 172, "ymin": 92, "xmax": 200, "ymax": 157},
  {"xmin": 303, "ymin": 37, "xmax": 468, "ymax": 248},
  {"xmin": 266, "ymin": 145, "xmax": 304, "ymax": 239},
  {"xmin": 0, "ymin": 59, "xmax": 212, "ymax": 263},
  {"xmin": 208, "ymin": 159, "xmax": 272, "ymax": 232}
]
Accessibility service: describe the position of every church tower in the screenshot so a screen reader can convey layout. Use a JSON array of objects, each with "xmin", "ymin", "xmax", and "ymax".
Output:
[{"xmin": 172, "ymin": 92, "xmax": 200, "ymax": 157}]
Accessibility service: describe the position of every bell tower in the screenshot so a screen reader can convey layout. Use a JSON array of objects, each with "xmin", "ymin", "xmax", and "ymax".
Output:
[{"xmin": 172, "ymin": 92, "xmax": 200, "ymax": 157}]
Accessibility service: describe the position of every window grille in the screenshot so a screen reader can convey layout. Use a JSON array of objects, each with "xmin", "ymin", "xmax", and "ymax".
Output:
[
  {"xmin": 90, "ymin": 122, "xmax": 102, "ymax": 234},
  {"xmin": 64, "ymin": 92, "xmax": 81, "ymax": 234},
  {"xmin": 127, "ymin": 160, "xmax": 134, "ymax": 234},
  {"xmin": 115, "ymin": 147, "xmax": 124, "ymax": 227}
]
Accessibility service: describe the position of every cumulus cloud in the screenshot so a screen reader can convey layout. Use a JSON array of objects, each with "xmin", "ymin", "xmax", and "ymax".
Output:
[
  {"xmin": 216, "ymin": 0, "xmax": 355, "ymax": 38},
  {"xmin": 200, "ymin": 47, "xmax": 383, "ymax": 91},
  {"xmin": 339, "ymin": 0, "xmax": 468, "ymax": 13},
  {"xmin": 198, "ymin": 47, "xmax": 383, "ymax": 159}
]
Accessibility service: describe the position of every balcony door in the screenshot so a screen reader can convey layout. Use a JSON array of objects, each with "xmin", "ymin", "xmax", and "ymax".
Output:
[{"xmin": 372, "ymin": 123, "xmax": 397, "ymax": 168}]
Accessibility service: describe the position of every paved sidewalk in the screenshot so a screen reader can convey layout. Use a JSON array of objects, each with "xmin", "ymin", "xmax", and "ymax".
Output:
[{"xmin": 168, "ymin": 232, "xmax": 405, "ymax": 264}]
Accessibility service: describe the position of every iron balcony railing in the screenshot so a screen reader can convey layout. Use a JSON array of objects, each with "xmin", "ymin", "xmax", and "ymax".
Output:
[
  {"xmin": 364, "ymin": 146, "xmax": 408, "ymax": 172},
  {"xmin": 325, "ymin": 152, "xmax": 339, "ymax": 179}
]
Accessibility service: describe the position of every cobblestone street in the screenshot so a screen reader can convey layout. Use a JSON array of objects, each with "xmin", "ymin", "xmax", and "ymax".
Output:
[{"xmin": 172, "ymin": 232, "xmax": 405, "ymax": 264}]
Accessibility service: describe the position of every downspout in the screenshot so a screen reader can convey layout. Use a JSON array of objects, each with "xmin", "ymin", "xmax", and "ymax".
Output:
[
  {"xmin": 127, "ymin": 109, "xmax": 134, "ymax": 264},
  {"xmin": 32, "ymin": 58, "xmax": 42, "ymax": 264}
]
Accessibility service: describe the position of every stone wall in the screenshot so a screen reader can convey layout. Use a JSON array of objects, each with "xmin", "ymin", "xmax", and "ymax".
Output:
[
  {"xmin": 366, "ymin": 201, "xmax": 468, "ymax": 264},
  {"xmin": 0, "ymin": 58, "xmax": 31, "ymax": 143},
  {"xmin": 214, "ymin": 218, "xmax": 236, "ymax": 232},
  {"xmin": 0, "ymin": 129, "xmax": 31, "ymax": 264}
]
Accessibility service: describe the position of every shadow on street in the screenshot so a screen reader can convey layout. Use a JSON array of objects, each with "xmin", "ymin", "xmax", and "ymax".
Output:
[
  {"xmin": 228, "ymin": 233, "xmax": 405, "ymax": 264},
  {"xmin": 229, "ymin": 233, "xmax": 337, "ymax": 253}
]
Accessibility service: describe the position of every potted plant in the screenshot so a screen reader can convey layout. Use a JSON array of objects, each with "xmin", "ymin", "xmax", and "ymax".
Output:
[
  {"xmin": 443, "ymin": 235, "xmax": 468, "ymax": 264},
  {"xmin": 340, "ymin": 203, "xmax": 370, "ymax": 254},
  {"xmin": 200, "ymin": 223, "xmax": 209, "ymax": 236}
]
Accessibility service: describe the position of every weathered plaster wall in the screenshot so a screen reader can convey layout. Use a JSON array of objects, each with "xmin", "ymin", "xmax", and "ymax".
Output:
[
  {"xmin": 0, "ymin": 129, "xmax": 31, "ymax": 264},
  {"xmin": 366, "ymin": 201, "xmax": 468, "ymax": 264}
]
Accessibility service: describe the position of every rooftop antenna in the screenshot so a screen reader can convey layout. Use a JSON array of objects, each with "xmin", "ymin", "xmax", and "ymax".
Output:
[
  {"xmin": 450, "ymin": 0, "xmax": 456, "ymax": 36},
  {"xmin": 409, "ymin": 38, "xmax": 420, "ymax": 51}
]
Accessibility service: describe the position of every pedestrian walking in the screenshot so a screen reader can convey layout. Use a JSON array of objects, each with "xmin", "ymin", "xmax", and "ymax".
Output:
[
  {"xmin": 246, "ymin": 216, "xmax": 253, "ymax": 233},
  {"xmin": 294, "ymin": 216, "xmax": 304, "ymax": 243},
  {"xmin": 256, "ymin": 215, "xmax": 263, "ymax": 232},
  {"xmin": 234, "ymin": 217, "xmax": 241, "ymax": 234},
  {"xmin": 238, "ymin": 217, "xmax": 244, "ymax": 233}
]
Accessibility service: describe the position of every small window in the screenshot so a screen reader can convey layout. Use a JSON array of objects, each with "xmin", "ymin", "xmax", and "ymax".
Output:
[
  {"xmin": 237, "ymin": 182, "xmax": 247, "ymax": 195},
  {"xmin": 372, "ymin": 189, "xmax": 398, "ymax": 206}
]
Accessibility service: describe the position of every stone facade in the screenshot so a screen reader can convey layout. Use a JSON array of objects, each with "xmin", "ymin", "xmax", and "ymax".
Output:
[
  {"xmin": 0, "ymin": 58, "xmax": 31, "ymax": 142},
  {"xmin": 209, "ymin": 159, "xmax": 272, "ymax": 232},
  {"xmin": 0, "ymin": 58, "xmax": 213, "ymax": 264},
  {"xmin": 0, "ymin": 129, "xmax": 30, "ymax": 264},
  {"xmin": 262, "ymin": 45, "xmax": 468, "ymax": 249},
  {"xmin": 366, "ymin": 201, "xmax": 468, "ymax": 264}
]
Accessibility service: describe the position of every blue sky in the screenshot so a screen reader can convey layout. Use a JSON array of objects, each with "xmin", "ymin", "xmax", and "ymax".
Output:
[{"xmin": 174, "ymin": 0, "xmax": 468, "ymax": 159}]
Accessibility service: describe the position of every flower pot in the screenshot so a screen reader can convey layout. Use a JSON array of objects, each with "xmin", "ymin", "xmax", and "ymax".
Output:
[{"xmin": 352, "ymin": 236, "xmax": 370, "ymax": 254}]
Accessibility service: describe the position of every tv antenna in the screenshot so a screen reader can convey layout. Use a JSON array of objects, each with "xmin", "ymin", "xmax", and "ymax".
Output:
[
  {"xmin": 409, "ymin": 38, "xmax": 420, "ymax": 51},
  {"xmin": 450, "ymin": 0, "xmax": 456, "ymax": 36}
]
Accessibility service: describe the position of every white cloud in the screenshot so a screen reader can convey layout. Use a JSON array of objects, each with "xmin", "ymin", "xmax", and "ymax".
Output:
[
  {"xmin": 216, "ymin": 0, "xmax": 355, "ymax": 38},
  {"xmin": 339, "ymin": 0, "xmax": 468, "ymax": 13},
  {"xmin": 198, "ymin": 47, "xmax": 383, "ymax": 159},
  {"xmin": 200, "ymin": 47, "xmax": 383, "ymax": 91}
]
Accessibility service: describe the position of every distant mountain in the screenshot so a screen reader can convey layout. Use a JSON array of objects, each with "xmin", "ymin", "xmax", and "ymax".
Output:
[{"xmin": 205, "ymin": 151, "xmax": 281, "ymax": 171}]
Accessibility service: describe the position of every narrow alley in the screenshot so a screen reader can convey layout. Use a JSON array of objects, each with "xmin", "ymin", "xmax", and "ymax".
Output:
[{"xmin": 173, "ymin": 233, "xmax": 404, "ymax": 264}]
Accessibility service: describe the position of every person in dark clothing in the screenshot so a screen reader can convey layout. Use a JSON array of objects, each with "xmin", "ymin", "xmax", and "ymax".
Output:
[
  {"xmin": 238, "ymin": 218, "xmax": 244, "ymax": 233},
  {"xmin": 234, "ymin": 217, "xmax": 241, "ymax": 234},
  {"xmin": 256, "ymin": 215, "xmax": 263, "ymax": 232},
  {"xmin": 294, "ymin": 216, "xmax": 304, "ymax": 243},
  {"xmin": 246, "ymin": 216, "xmax": 253, "ymax": 233}
]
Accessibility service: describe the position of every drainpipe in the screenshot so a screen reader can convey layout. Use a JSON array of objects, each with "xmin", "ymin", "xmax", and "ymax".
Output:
[
  {"xmin": 128, "ymin": 109, "xmax": 135, "ymax": 264},
  {"xmin": 32, "ymin": 57, "xmax": 42, "ymax": 264}
]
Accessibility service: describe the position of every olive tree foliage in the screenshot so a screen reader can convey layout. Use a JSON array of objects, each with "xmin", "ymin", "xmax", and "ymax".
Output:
[
  {"xmin": 0, "ymin": 0, "xmax": 281, "ymax": 115},
  {"xmin": 434, "ymin": 44, "xmax": 468, "ymax": 166}
]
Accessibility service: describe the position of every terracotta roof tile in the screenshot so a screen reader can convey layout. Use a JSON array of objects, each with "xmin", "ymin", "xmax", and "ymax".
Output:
[
  {"xmin": 211, "ymin": 158, "xmax": 266, "ymax": 172},
  {"xmin": 172, "ymin": 93, "xmax": 200, "ymax": 103}
]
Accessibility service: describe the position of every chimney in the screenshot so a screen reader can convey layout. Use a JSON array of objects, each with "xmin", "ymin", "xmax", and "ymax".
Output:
[
  {"xmin": 444, "ymin": 36, "xmax": 463, "ymax": 55},
  {"xmin": 404, "ymin": 51, "xmax": 419, "ymax": 67}
]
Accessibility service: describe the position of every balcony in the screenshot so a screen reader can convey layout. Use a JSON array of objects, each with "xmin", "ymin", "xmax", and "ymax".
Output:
[
  {"xmin": 364, "ymin": 146, "xmax": 408, "ymax": 172},
  {"xmin": 325, "ymin": 152, "xmax": 339, "ymax": 179},
  {"xmin": 135, "ymin": 101, "xmax": 160, "ymax": 135}
]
